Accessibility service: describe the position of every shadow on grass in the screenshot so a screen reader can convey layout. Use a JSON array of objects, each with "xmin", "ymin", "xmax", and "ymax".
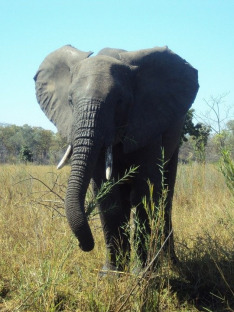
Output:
[
  {"xmin": 139, "ymin": 235, "xmax": 233, "ymax": 312},
  {"xmin": 168, "ymin": 256, "xmax": 234, "ymax": 312}
]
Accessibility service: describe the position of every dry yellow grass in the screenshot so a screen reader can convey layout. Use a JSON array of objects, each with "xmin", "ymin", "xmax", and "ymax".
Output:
[
  {"xmin": 175, "ymin": 163, "xmax": 233, "ymax": 250},
  {"xmin": 0, "ymin": 163, "xmax": 233, "ymax": 311}
]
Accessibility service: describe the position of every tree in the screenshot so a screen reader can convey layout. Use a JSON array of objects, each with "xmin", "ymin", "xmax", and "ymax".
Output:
[
  {"xmin": 195, "ymin": 94, "xmax": 234, "ymax": 162},
  {"xmin": 32, "ymin": 128, "xmax": 54, "ymax": 164},
  {"xmin": 0, "ymin": 124, "xmax": 68, "ymax": 164},
  {"xmin": 191, "ymin": 123, "xmax": 211, "ymax": 163},
  {"xmin": 20, "ymin": 145, "xmax": 33, "ymax": 163},
  {"xmin": 225, "ymin": 120, "xmax": 234, "ymax": 157},
  {"xmin": 0, "ymin": 125, "xmax": 23, "ymax": 162},
  {"xmin": 180, "ymin": 109, "xmax": 211, "ymax": 162}
]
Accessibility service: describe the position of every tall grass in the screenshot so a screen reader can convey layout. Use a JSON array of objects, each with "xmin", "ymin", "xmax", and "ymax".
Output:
[
  {"xmin": 219, "ymin": 149, "xmax": 234, "ymax": 196},
  {"xmin": 0, "ymin": 163, "xmax": 233, "ymax": 311}
]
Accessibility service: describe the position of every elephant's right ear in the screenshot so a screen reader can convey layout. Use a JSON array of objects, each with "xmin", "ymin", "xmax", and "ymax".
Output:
[{"xmin": 34, "ymin": 45, "xmax": 93, "ymax": 139}]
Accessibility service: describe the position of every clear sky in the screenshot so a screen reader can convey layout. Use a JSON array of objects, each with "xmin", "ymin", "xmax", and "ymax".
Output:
[{"xmin": 1, "ymin": 0, "xmax": 234, "ymax": 132}]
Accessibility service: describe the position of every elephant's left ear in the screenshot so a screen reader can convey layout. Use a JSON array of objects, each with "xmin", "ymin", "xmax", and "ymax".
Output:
[
  {"xmin": 34, "ymin": 45, "xmax": 93, "ymax": 139},
  {"xmin": 119, "ymin": 47, "xmax": 199, "ymax": 153}
]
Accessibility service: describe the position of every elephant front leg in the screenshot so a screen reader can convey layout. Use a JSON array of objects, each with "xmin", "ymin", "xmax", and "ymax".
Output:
[
  {"xmin": 93, "ymin": 179, "xmax": 132, "ymax": 272},
  {"xmin": 99, "ymin": 196, "xmax": 131, "ymax": 272},
  {"xmin": 130, "ymin": 143, "xmax": 163, "ymax": 269},
  {"xmin": 163, "ymin": 148, "xmax": 180, "ymax": 265},
  {"xmin": 133, "ymin": 203, "xmax": 151, "ymax": 267}
]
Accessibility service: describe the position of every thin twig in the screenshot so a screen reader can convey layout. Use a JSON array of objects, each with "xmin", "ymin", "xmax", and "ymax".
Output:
[
  {"xmin": 15, "ymin": 176, "xmax": 64, "ymax": 201},
  {"xmin": 33, "ymin": 200, "xmax": 66, "ymax": 217}
]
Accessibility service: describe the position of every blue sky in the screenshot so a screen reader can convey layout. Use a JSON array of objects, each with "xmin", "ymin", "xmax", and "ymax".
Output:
[{"xmin": 1, "ymin": 0, "xmax": 234, "ymax": 132}]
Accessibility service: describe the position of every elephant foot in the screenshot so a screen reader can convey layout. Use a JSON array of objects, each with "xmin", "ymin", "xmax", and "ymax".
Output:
[
  {"xmin": 131, "ymin": 251, "xmax": 179, "ymax": 278},
  {"xmin": 99, "ymin": 263, "xmax": 122, "ymax": 278},
  {"xmin": 170, "ymin": 253, "xmax": 179, "ymax": 266},
  {"xmin": 131, "ymin": 265, "xmax": 144, "ymax": 276},
  {"xmin": 165, "ymin": 248, "xmax": 179, "ymax": 267}
]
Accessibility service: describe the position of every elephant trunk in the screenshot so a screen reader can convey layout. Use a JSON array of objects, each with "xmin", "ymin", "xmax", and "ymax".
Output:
[{"xmin": 65, "ymin": 99, "xmax": 107, "ymax": 251}]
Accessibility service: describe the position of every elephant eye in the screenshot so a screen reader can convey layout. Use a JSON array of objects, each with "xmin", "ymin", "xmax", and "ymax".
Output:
[{"xmin": 68, "ymin": 95, "xmax": 73, "ymax": 108}]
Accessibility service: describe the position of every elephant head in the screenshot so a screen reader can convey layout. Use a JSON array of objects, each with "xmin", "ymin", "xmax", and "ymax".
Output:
[{"xmin": 34, "ymin": 45, "xmax": 199, "ymax": 252}]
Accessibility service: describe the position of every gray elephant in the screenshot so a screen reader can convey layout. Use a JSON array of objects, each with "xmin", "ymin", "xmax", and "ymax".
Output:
[{"xmin": 34, "ymin": 45, "xmax": 199, "ymax": 271}]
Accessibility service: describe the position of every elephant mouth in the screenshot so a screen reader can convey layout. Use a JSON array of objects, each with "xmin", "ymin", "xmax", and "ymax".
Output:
[{"xmin": 57, "ymin": 144, "xmax": 113, "ymax": 180}]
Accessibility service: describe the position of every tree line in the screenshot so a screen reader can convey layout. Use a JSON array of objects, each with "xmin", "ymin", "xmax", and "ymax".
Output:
[
  {"xmin": 0, "ymin": 124, "xmax": 66, "ymax": 164},
  {"xmin": 180, "ymin": 117, "xmax": 234, "ymax": 163},
  {"xmin": 0, "ymin": 109, "xmax": 233, "ymax": 165}
]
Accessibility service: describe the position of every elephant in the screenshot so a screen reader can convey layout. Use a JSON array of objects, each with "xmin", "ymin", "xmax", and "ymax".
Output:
[{"xmin": 34, "ymin": 45, "xmax": 199, "ymax": 272}]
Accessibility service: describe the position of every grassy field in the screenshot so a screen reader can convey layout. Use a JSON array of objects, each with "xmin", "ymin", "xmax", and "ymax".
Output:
[{"xmin": 0, "ymin": 163, "xmax": 233, "ymax": 311}]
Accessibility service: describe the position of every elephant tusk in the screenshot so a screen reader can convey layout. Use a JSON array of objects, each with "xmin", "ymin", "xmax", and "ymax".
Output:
[
  {"xmin": 105, "ymin": 146, "xmax": 113, "ymax": 180},
  {"xmin": 57, "ymin": 145, "xmax": 72, "ymax": 169}
]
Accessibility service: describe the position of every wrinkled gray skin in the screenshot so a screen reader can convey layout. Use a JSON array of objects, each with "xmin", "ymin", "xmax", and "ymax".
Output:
[{"xmin": 34, "ymin": 45, "xmax": 199, "ymax": 271}]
